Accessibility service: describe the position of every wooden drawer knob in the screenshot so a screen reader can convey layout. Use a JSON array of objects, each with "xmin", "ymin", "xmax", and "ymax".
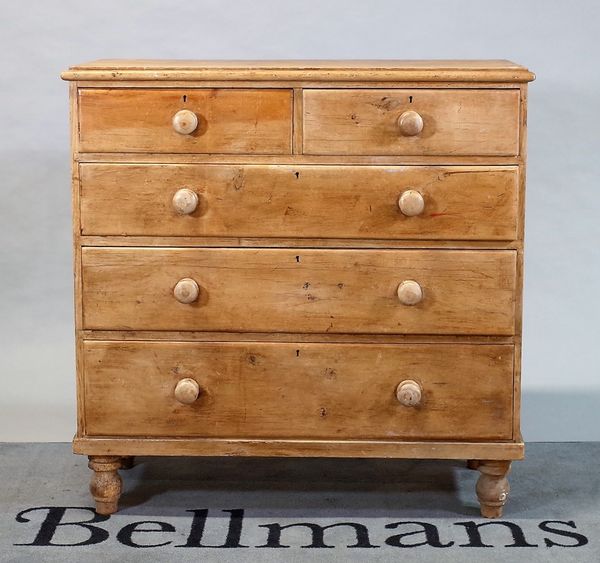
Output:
[
  {"xmin": 172, "ymin": 188, "xmax": 199, "ymax": 215},
  {"xmin": 398, "ymin": 189, "xmax": 425, "ymax": 216},
  {"xmin": 397, "ymin": 280, "xmax": 423, "ymax": 306},
  {"xmin": 173, "ymin": 278, "xmax": 200, "ymax": 304},
  {"xmin": 396, "ymin": 380, "xmax": 422, "ymax": 407},
  {"xmin": 397, "ymin": 110, "xmax": 424, "ymax": 136},
  {"xmin": 172, "ymin": 109, "xmax": 198, "ymax": 135},
  {"xmin": 174, "ymin": 378, "xmax": 200, "ymax": 404}
]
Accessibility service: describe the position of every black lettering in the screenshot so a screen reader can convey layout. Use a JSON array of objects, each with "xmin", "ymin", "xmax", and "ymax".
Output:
[
  {"xmin": 539, "ymin": 520, "xmax": 589, "ymax": 547},
  {"xmin": 385, "ymin": 521, "xmax": 453, "ymax": 548},
  {"xmin": 455, "ymin": 520, "xmax": 537, "ymax": 548},
  {"xmin": 116, "ymin": 521, "xmax": 175, "ymax": 548},
  {"xmin": 14, "ymin": 507, "xmax": 109, "ymax": 546},
  {"xmin": 177, "ymin": 509, "xmax": 248, "ymax": 548},
  {"xmin": 257, "ymin": 522, "xmax": 378, "ymax": 549}
]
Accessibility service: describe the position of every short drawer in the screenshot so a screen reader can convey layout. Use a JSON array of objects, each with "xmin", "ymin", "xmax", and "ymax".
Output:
[
  {"xmin": 81, "ymin": 248, "xmax": 516, "ymax": 335},
  {"xmin": 80, "ymin": 164, "xmax": 519, "ymax": 240},
  {"xmin": 303, "ymin": 89, "xmax": 520, "ymax": 156},
  {"xmin": 78, "ymin": 88, "xmax": 293, "ymax": 154},
  {"xmin": 83, "ymin": 341, "xmax": 514, "ymax": 440}
]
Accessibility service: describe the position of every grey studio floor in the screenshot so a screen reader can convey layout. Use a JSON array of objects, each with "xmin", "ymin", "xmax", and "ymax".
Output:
[{"xmin": 0, "ymin": 443, "xmax": 598, "ymax": 562}]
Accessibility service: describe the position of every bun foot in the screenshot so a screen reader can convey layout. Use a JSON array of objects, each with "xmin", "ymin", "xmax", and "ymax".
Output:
[
  {"xmin": 476, "ymin": 460, "xmax": 511, "ymax": 519},
  {"xmin": 94, "ymin": 500, "xmax": 119, "ymax": 516},
  {"xmin": 88, "ymin": 456, "xmax": 122, "ymax": 515},
  {"xmin": 479, "ymin": 503, "xmax": 504, "ymax": 519}
]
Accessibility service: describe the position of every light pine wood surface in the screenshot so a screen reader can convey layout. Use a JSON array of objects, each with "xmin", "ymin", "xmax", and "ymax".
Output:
[
  {"xmin": 83, "ymin": 341, "xmax": 514, "ymax": 440},
  {"xmin": 79, "ymin": 164, "xmax": 519, "ymax": 240},
  {"xmin": 476, "ymin": 460, "xmax": 512, "ymax": 518},
  {"xmin": 78, "ymin": 88, "xmax": 293, "ymax": 154},
  {"xmin": 81, "ymin": 248, "xmax": 517, "ymax": 335},
  {"xmin": 74, "ymin": 438, "xmax": 525, "ymax": 460},
  {"xmin": 62, "ymin": 59, "xmax": 534, "ymax": 517},
  {"xmin": 88, "ymin": 456, "xmax": 122, "ymax": 515},
  {"xmin": 303, "ymin": 89, "xmax": 520, "ymax": 156},
  {"xmin": 61, "ymin": 59, "xmax": 535, "ymax": 83}
]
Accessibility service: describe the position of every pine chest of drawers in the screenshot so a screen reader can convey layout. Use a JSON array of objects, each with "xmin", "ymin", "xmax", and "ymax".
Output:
[{"xmin": 61, "ymin": 60, "xmax": 534, "ymax": 518}]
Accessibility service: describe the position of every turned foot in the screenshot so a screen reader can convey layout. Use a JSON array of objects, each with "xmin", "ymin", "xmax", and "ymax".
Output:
[
  {"xmin": 120, "ymin": 456, "xmax": 135, "ymax": 470},
  {"xmin": 467, "ymin": 459, "xmax": 480, "ymax": 470},
  {"xmin": 476, "ymin": 460, "xmax": 511, "ymax": 518},
  {"xmin": 88, "ymin": 456, "xmax": 122, "ymax": 515}
]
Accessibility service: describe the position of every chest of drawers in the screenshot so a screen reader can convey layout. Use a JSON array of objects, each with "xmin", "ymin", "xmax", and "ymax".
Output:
[{"xmin": 61, "ymin": 60, "xmax": 534, "ymax": 518}]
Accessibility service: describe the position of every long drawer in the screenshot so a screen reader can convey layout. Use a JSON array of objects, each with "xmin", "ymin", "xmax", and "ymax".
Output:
[
  {"xmin": 303, "ymin": 89, "xmax": 520, "ymax": 156},
  {"xmin": 80, "ymin": 164, "xmax": 519, "ymax": 240},
  {"xmin": 78, "ymin": 88, "xmax": 293, "ymax": 154},
  {"xmin": 83, "ymin": 341, "xmax": 514, "ymax": 440},
  {"xmin": 81, "ymin": 248, "xmax": 517, "ymax": 335}
]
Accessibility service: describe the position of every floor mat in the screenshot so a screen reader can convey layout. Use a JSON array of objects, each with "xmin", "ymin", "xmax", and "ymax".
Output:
[{"xmin": 1, "ymin": 442, "xmax": 598, "ymax": 562}]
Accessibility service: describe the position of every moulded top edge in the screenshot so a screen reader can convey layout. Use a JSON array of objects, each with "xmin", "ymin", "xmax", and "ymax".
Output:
[{"xmin": 61, "ymin": 59, "xmax": 535, "ymax": 83}]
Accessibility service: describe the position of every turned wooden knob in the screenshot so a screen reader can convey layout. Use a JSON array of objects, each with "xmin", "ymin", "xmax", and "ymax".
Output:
[
  {"xmin": 172, "ymin": 188, "xmax": 199, "ymax": 215},
  {"xmin": 396, "ymin": 380, "xmax": 422, "ymax": 407},
  {"xmin": 172, "ymin": 109, "xmax": 198, "ymax": 135},
  {"xmin": 174, "ymin": 378, "xmax": 200, "ymax": 404},
  {"xmin": 397, "ymin": 280, "xmax": 423, "ymax": 306},
  {"xmin": 173, "ymin": 278, "xmax": 200, "ymax": 304},
  {"xmin": 398, "ymin": 189, "xmax": 425, "ymax": 216},
  {"xmin": 397, "ymin": 110, "xmax": 424, "ymax": 136}
]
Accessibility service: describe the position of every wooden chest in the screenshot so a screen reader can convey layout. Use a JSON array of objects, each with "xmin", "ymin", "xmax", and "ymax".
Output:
[{"xmin": 61, "ymin": 60, "xmax": 534, "ymax": 518}]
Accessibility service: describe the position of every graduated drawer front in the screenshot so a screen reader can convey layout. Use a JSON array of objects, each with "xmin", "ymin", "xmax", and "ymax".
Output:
[
  {"xmin": 80, "ymin": 164, "xmax": 519, "ymax": 240},
  {"xmin": 83, "ymin": 341, "xmax": 514, "ymax": 440},
  {"xmin": 81, "ymin": 248, "xmax": 516, "ymax": 335},
  {"xmin": 78, "ymin": 89, "xmax": 293, "ymax": 154},
  {"xmin": 303, "ymin": 89, "xmax": 520, "ymax": 156}
]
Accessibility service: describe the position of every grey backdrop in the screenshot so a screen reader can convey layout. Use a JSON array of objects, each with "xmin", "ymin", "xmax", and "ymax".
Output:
[{"xmin": 1, "ymin": 0, "xmax": 599, "ymax": 441}]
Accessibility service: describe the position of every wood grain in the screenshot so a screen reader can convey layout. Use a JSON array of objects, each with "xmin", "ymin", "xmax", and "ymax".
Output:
[
  {"xmin": 79, "ymin": 164, "xmax": 519, "ymax": 240},
  {"xmin": 83, "ymin": 341, "xmax": 514, "ymax": 440},
  {"xmin": 77, "ymin": 153, "xmax": 523, "ymax": 165},
  {"xmin": 510, "ymin": 83, "xmax": 529, "ymax": 441},
  {"xmin": 61, "ymin": 59, "xmax": 535, "ymax": 83},
  {"xmin": 303, "ymin": 89, "xmax": 520, "ymax": 156},
  {"xmin": 78, "ymin": 88, "xmax": 293, "ymax": 154},
  {"xmin": 88, "ymin": 456, "xmax": 122, "ymax": 515},
  {"xmin": 80, "ymin": 236, "xmax": 521, "ymax": 250},
  {"xmin": 70, "ymin": 82, "xmax": 86, "ymax": 437},
  {"xmin": 73, "ymin": 437, "xmax": 525, "ymax": 459},
  {"xmin": 477, "ymin": 460, "xmax": 512, "ymax": 518},
  {"xmin": 80, "ymin": 331, "xmax": 515, "ymax": 344},
  {"xmin": 81, "ymin": 248, "xmax": 517, "ymax": 335}
]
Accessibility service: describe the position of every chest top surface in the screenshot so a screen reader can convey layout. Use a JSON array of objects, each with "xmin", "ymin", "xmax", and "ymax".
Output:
[{"xmin": 61, "ymin": 59, "xmax": 535, "ymax": 82}]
